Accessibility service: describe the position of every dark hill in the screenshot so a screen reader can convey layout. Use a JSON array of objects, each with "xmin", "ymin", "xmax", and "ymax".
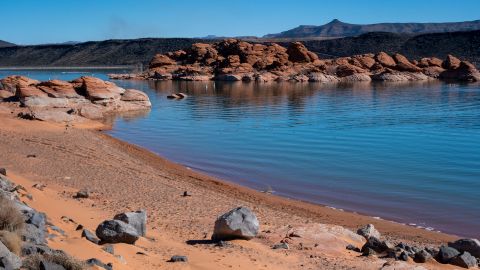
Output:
[
  {"xmin": 0, "ymin": 40, "xmax": 15, "ymax": 48},
  {"xmin": 265, "ymin": 19, "xmax": 480, "ymax": 38},
  {"xmin": 0, "ymin": 31, "xmax": 479, "ymax": 67},
  {"xmin": 0, "ymin": 38, "xmax": 213, "ymax": 67},
  {"xmin": 288, "ymin": 31, "xmax": 480, "ymax": 66}
]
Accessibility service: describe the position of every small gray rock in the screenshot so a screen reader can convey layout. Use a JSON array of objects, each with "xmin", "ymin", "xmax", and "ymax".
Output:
[
  {"xmin": 0, "ymin": 241, "xmax": 22, "ymax": 270},
  {"xmin": 346, "ymin": 244, "xmax": 361, "ymax": 252},
  {"xmin": 169, "ymin": 255, "xmax": 188, "ymax": 262},
  {"xmin": 399, "ymin": 251, "xmax": 409, "ymax": 261},
  {"xmin": 451, "ymin": 252, "xmax": 478, "ymax": 268},
  {"xmin": 357, "ymin": 224, "xmax": 380, "ymax": 240},
  {"xmin": 425, "ymin": 247, "xmax": 439, "ymax": 258},
  {"xmin": 39, "ymin": 260, "xmax": 66, "ymax": 270},
  {"xmin": 82, "ymin": 229, "xmax": 100, "ymax": 245},
  {"xmin": 114, "ymin": 210, "xmax": 147, "ymax": 237},
  {"xmin": 27, "ymin": 211, "xmax": 46, "ymax": 229},
  {"xmin": 272, "ymin": 243, "xmax": 289, "ymax": 250},
  {"xmin": 448, "ymin": 239, "xmax": 480, "ymax": 258},
  {"xmin": 21, "ymin": 223, "xmax": 46, "ymax": 245},
  {"xmin": 361, "ymin": 237, "xmax": 391, "ymax": 254},
  {"xmin": 74, "ymin": 190, "xmax": 89, "ymax": 199},
  {"xmin": 212, "ymin": 207, "xmax": 259, "ymax": 241},
  {"xmin": 21, "ymin": 243, "xmax": 53, "ymax": 256},
  {"xmin": 414, "ymin": 249, "xmax": 433, "ymax": 263},
  {"xmin": 102, "ymin": 245, "xmax": 115, "ymax": 255},
  {"xmin": 362, "ymin": 247, "xmax": 376, "ymax": 257},
  {"xmin": 50, "ymin": 226, "xmax": 65, "ymax": 236},
  {"xmin": 95, "ymin": 220, "xmax": 139, "ymax": 244},
  {"xmin": 0, "ymin": 168, "xmax": 6, "ymax": 176},
  {"xmin": 85, "ymin": 258, "xmax": 112, "ymax": 270},
  {"xmin": 437, "ymin": 246, "xmax": 460, "ymax": 263}
]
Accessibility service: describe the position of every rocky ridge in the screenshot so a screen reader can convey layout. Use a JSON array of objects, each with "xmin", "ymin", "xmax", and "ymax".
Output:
[
  {"xmin": 111, "ymin": 39, "xmax": 480, "ymax": 83},
  {"xmin": 0, "ymin": 76, "xmax": 151, "ymax": 123}
]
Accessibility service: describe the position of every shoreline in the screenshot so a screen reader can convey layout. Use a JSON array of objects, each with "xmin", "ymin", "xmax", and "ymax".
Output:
[
  {"xmin": 0, "ymin": 107, "xmax": 465, "ymax": 269},
  {"xmin": 0, "ymin": 104, "xmax": 460, "ymax": 243},
  {"xmin": 98, "ymin": 130, "xmax": 458, "ymax": 242},
  {"xmin": 113, "ymin": 133, "xmax": 449, "ymax": 238}
]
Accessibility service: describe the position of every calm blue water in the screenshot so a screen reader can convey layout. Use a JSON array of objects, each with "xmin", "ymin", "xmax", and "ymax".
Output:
[{"xmin": 2, "ymin": 70, "xmax": 479, "ymax": 238}]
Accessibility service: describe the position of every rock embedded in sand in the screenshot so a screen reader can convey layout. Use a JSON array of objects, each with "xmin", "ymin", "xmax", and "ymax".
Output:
[
  {"xmin": 380, "ymin": 261, "xmax": 428, "ymax": 270},
  {"xmin": 356, "ymin": 224, "xmax": 380, "ymax": 240},
  {"xmin": 346, "ymin": 244, "xmax": 361, "ymax": 252},
  {"xmin": 414, "ymin": 249, "xmax": 433, "ymax": 263},
  {"xmin": 85, "ymin": 258, "xmax": 113, "ymax": 270},
  {"xmin": 74, "ymin": 189, "xmax": 90, "ymax": 199},
  {"xmin": 95, "ymin": 219, "xmax": 139, "ymax": 244},
  {"xmin": 437, "ymin": 245, "xmax": 460, "ymax": 263},
  {"xmin": 0, "ymin": 168, "xmax": 6, "ymax": 176},
  {"xmin": 448, "ymin": 239, "xmax": 480, "ymax": 258},
  {"xmin": 212, "ymin": 207, "xmax": 259, "ymax": 241},
  {"xmin": 361, "ymin": 236, "xmax": 392, "ymax": 254},
  {"xmin": 82, "ymin": 229, "xmax": 100, "ymax": 245},
  {"xmin": 169, "ymin": 255, "xmax": 188, "ymax": 262},
  {"xmin": 272, "ymin": 243, "xmax": 289, "ymax": 250},
  {"xmin": 113, "ymin": 210, "xmax": 147, "ymax": 237},
  {"xmin": 102, "ymin": 245, "xmax": 115, "ymax": 255},
  {"xmin": 0, "ymin": 241, "xmax": 22, "ymax": 270},
  {"xmin": 39, "ymin": 260, "xmax": 67, "ymax": 270},
  {"xmin": 450, "ymin": 252, "xmax": 478, "ymax": 268}
]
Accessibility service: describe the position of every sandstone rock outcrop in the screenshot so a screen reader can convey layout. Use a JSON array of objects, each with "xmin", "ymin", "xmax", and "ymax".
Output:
[
  {"xmin": 0, "ymin": 76, "xmax": 151, "ymax": 123},
  {"xmin": 107, "ymin": 39, "xmax": 480, "ymax": 83}
]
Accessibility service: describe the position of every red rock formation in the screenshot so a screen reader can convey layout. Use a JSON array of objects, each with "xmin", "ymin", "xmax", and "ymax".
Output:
[
  {"xmin": 440, "ymin": 61, "xmax": 480, "ymax": 82},
  {"xmin": 1, "ymin": 76, "xmax": 151, "ymax": 122},
  {"xmin": 72, "ymin": 76, "xmax": 125, "ymax": 101},
  {"xmin": 149, "ymin": 54, "xmax": 176, "ymax": 69},
  {"xmin": 36, "ymin": 80, "xmax": 80, "ymax": 98},
  {"xmin": 393, "ymin": 53, "xmax": 422, "ymax": 72},
  {"xmin": 375, "ymin": 52, "xmax": 396, "ymax": 68},
  {"xmin": 417, "ymin": 57, "xmax": 443, "ymax": 68},
  {"xmin": 0, "ymin": 76, "xmax": 40, "ymax": 93},
  {"xmin": 119, "ymin": 39, "xmax": 479, "ymax": 83},
  {"xmin": 287, "ymin": 42, "xmax": 319, "ymax": 63}
]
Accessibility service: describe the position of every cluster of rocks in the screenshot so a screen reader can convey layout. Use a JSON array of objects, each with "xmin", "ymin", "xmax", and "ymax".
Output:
[
  {"xmin": 0, "ymin": 169, "xmax": 87, "ymax": 269},
  {"xmin": 0, "ymin": 76, "xmax": 151, "ymax": 122},
  {"xmin": 111, "ymin": 39, "xmax": 480, "ymax": 83},
  {"xmin": 351, "ymin": 224, "xmax": 480, "ymax": 269}
]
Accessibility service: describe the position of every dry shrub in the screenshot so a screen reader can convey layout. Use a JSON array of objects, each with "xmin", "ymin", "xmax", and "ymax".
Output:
[
  {"xmin": 0, "ymin": 230, "xmax": 22, "ymax": 255},
  {"xmin": 0, "ymin": 195, "xmax": 25, "ymax": 232},
  {"xmin": 23, "ymin": 252, "xmax": 86, "ymax": 270}
]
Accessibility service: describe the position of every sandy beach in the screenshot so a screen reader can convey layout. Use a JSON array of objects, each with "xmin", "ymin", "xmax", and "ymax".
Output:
[{"xmin": 0, "ymin": 103, "xmax": 463, "ymax": 269}]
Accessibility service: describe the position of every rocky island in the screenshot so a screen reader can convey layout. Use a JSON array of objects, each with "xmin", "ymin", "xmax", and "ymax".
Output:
[
  {"xmin": 0, "ymin": 76, "xmax": 151, "ymax": 123},
  {"xmin": 110, "ymin": 39, "xmax": 480, "ymax": 83}
]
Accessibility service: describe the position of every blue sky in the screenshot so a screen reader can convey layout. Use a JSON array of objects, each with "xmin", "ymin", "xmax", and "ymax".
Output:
[{"xmin": 2, "ymin": 0, "xmax": 480, "ymax": 44}]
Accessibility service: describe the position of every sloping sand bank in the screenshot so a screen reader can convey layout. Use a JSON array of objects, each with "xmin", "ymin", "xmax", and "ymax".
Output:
[{"xmin": 0, "ymin": 106, "xmax": 461, "ymax": 269}]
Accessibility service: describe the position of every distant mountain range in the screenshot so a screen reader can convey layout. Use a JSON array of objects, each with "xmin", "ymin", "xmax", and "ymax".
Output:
[
  {"xmin": 0, "ymin": 40, "xmax": 15, "ymax": 48},
  {"xmin": 264, "ymin": 19, "xmax": 480, "ymax": 38}
]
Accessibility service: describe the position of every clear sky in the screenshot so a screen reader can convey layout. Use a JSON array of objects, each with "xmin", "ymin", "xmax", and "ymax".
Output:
[{"xmin": 2, "ymin": 0, "xmax": 480, "ymax": 44}]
